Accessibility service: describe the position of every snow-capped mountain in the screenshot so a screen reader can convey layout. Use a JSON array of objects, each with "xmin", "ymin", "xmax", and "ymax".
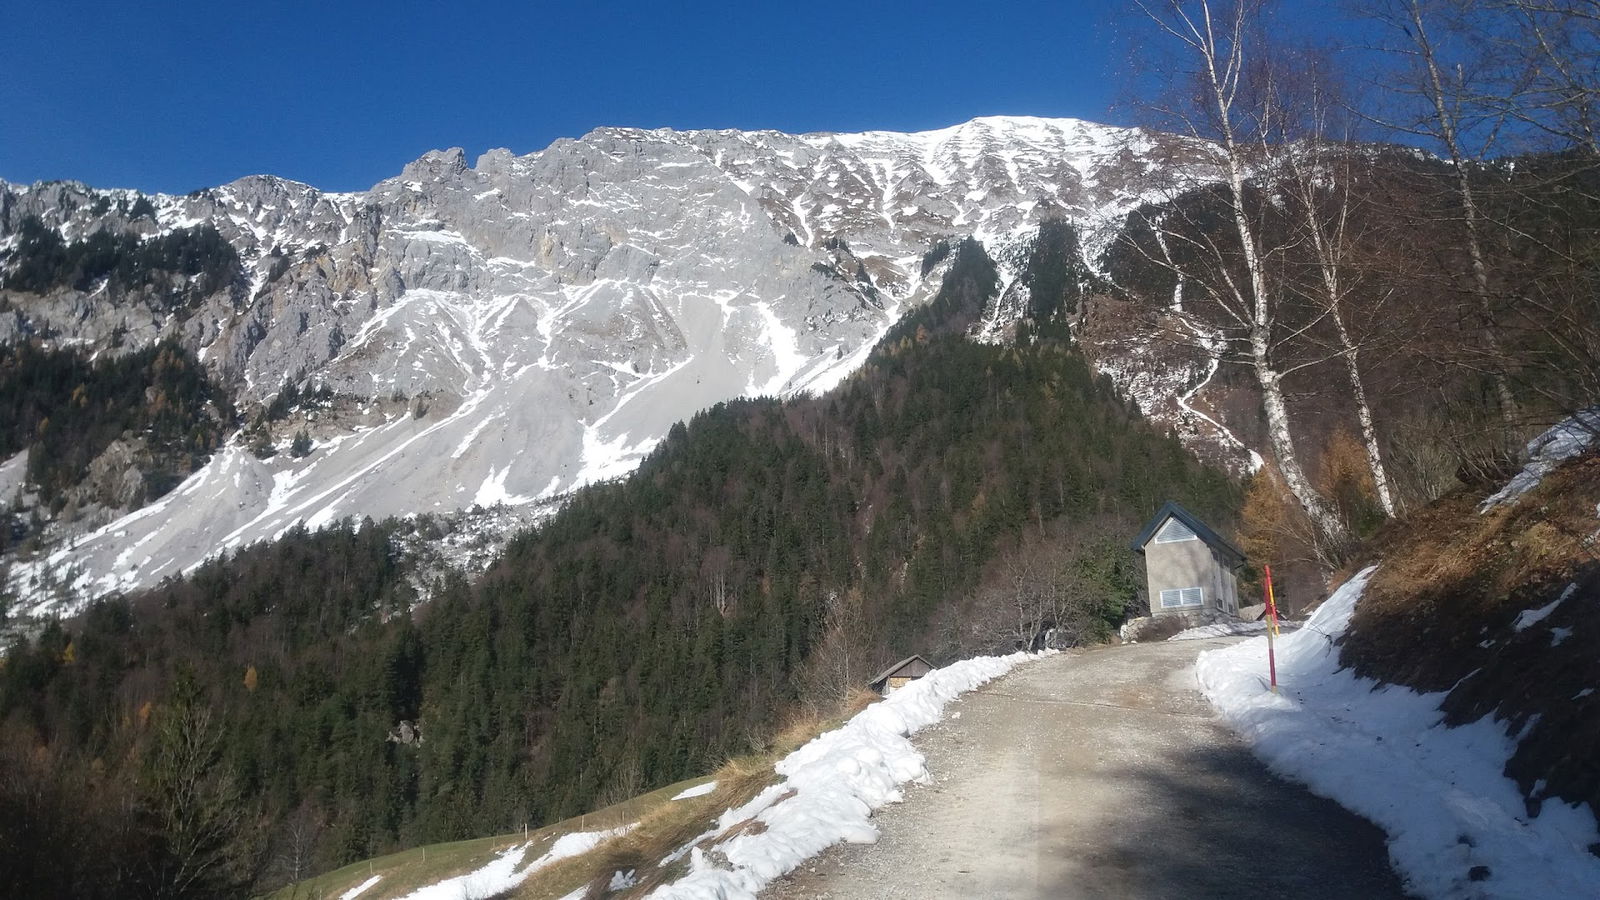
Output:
[{"xmin": 1, "ymin": 116, "xmax": 1234, "ymax": 612}]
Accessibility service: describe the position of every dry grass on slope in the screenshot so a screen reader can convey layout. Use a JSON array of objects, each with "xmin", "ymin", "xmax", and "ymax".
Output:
[
  {"xmin": 269, "ymin": 775, "xmax": 718, "ymax": 900},
  {"xmin": 512, "ymin": 689, "xmax": 882, "ymax": 899},
  {"xmin": 274, "ymin": 687, "xmax": 882, "ymax": 900},
  {"xmin": 1341, "ymin": 452, "xmax": 1600, "ymax": 819}
]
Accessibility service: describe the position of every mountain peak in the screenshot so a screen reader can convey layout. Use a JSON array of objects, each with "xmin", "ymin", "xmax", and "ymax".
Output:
[{"xmin": 397, "ymin": 147, "xmax": 470, "ymax": 183}]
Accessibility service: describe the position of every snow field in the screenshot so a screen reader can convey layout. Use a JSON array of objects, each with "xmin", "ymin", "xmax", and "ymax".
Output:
[
  {"xmin": 1196, "ymin": 567, "xmax": 1600, "ymax": 899},
  {"xmin": 647, "ymin": 651, "xmax": 1045, "ymax": 899}
]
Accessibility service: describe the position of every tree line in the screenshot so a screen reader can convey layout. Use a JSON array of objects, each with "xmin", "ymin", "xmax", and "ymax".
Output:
[{"xmin": 1, "ymin": 216, "xmax": 241, "ymax": 307}]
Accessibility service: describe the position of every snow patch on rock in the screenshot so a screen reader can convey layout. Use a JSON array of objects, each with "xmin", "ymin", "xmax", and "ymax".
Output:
[{"xmin": 1480, "ymin": 408, "xmax": 1600, "ymax": 511}]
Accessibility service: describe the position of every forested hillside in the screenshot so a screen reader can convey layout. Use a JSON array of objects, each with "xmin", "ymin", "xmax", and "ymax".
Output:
[
  {"xmin": 0, "ymin": 231, "xmax": 1236, "ymax": 896},
  {"xmin": 1, "ymin": 215, "xmax": 240, "ymax": 305},
  {"xmin": 0, "ymin": 340, "xmax": 232, "ymax": 548}
]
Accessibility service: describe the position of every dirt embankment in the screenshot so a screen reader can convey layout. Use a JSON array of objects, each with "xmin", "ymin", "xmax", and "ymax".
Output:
[{"xmin": 1342, "ymin": 452, "xmax": 1600, "ymax": 821}]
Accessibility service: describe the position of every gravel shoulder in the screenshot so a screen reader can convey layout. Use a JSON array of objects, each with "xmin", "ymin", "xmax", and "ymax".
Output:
[{"xmin": 762, "ymin": 639, "xmax": 1411, "ymax": 899}]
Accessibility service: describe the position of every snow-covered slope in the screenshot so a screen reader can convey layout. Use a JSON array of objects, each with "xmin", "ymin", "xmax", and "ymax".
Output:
[
  {"xmin": 1198, "ymin": 569, "xmax": 1600, "ymax": 898},
  {"xmin": 1, "ymin": 116, "xmax": 1226, "ymax": 611}
]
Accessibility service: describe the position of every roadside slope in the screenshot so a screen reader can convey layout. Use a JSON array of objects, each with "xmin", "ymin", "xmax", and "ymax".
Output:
[{"xmin": 1197, "ymin": 417, "xmax": 1600, "ymax": 898}]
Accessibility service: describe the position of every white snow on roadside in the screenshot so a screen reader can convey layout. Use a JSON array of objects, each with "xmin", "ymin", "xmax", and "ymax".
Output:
[
  {"xmin": 672, "ymin": 781, "xmax": 719, "ymax": 801},
  {"xmin": 338, "ymin": 874, "xmax": 381, "ymax": 900},
  {"xmin": 1168, "ymin": 620, "xmax": 1298, "ymax": 641},
  {"xmin": 1197, "ymin": 566, "xmax": 1600, "ymax": 899},
  {"xmin": 1480, "ymin": 408, "xmax": 1600, "ymax": 511},
  {"xmin": 647, "ymin": 651, "xmax": 1044, "ymax": 899},
  {"xmin": 394, "ymin": 826, "xmax": 633, "ymax": 900}
]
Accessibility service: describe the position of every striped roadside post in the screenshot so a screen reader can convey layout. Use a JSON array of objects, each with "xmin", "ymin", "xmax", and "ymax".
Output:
[{"xmin": 1264, "ymin": 564, "xmax": 1281, "ymax": 693}]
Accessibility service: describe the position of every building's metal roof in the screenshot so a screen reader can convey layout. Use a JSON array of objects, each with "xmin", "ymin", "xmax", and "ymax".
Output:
[
  {"xmin": 1130, "ymin": 500, "xmax": 1246, "ymax": 568},
  {"xmin": 868, "ymin": 654, "xmax": 934, "ymax": 688}
]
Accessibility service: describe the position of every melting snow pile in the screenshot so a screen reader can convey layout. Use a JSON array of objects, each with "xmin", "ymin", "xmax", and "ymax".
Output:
[
  {"xmin": 1167, "ymin": 620, "xmax": 1296, "ymax": 641},
  {"xmin": 1480, "ymin": 408, "xmax": 1600, "ymax": 511},
  {"xmin": 648, "ymin": 650, "xmax": 1042, "ymax": 899},
  {"xmin": 672, "ymin": 780, "xmax": 719, "ymax": 801},
  {"xmin": 394, "ymin": 825, "xmax": 633, "ymax": 900},
  {"xmin": 1197, "ymin": 567, "xmax": 1600, "ymax": 898},
  {"xmin": 338, "ymin": 874, "xmax": 381, "ymax": 900}
]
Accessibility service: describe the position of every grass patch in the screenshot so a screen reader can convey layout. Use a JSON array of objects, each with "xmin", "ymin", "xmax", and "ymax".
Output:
[
  {"xmin": 266, "ymin": 776, "xmax": 711, "ymax": 900},
  {"xmin": 517, "ymin": 755, "xmax": 787, "ymax": 899},
  {"xmin": 266, "ymin": 831, "xmax": 525, "ymax": 900}
]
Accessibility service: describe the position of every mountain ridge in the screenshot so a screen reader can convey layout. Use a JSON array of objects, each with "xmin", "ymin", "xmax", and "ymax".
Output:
[{"xmin": 1, "ymin": 115, "xmax": 1236, "ymax": 613}]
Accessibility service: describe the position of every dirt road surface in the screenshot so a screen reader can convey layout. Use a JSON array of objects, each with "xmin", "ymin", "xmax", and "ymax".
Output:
[{"xmin": 763, "ymin": 639, "xmax": 1410, "ymax": 899}]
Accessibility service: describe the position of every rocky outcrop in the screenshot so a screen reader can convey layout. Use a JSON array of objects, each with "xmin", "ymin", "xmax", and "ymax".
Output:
[
  {"xmin": 75, "ymin": 437, "xmax": 151, "ymax": 511},
  {"xmin": 386, "ymin": 720, "xmax": 423, "ymax": 747}
]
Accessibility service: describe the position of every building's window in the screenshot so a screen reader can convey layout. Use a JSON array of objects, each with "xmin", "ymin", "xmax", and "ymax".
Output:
[
  {"xmin": 1155, "ymin": 518, "xmax": 1198, "ymax": 543},
  {"xmin": 1159, "ymin": 587, "xmax": 1204, "ymax": 608}
]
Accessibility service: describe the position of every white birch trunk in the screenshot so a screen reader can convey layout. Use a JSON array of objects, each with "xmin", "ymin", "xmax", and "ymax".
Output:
[
  {"xmin": 1334, "ymin": 315, "xmax": 1399, "ymax": 516},
  {"xmin": 1296, "ymin": 159, "xmax": 1400, "ymax": 518},
  {"xmin": 1208, "ymin": 27, "xmax": 1347, "ymax": 543},
  {"xmin": 1139, "ymin": 0, "xmax": 1349, "ymax": 544}
]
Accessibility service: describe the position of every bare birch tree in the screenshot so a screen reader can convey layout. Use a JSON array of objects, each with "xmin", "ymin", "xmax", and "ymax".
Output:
[
  {"xmin": 1130, "ymin": 0, "xmax": 1349, "ymax": 544},
  {"xmin": 1363, "ymin": 0, "xmax": 1522, "ymax": 421},
  {"xmin": 1490, "ymin": 0, "xmax": 1600, "ymax": 155},
  {"xmin": 1276, "ymin": 72, "xmax": 1402, "ymax": 516}
]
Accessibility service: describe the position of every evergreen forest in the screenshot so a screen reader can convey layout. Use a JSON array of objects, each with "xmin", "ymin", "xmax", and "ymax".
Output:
[
  {"xmin": 0, "ymin": 216, "xmax": 241, "ymax": 307},
  {"xmin": 0, "ymin": 340, "xmax": 232, "ymax": 522}
]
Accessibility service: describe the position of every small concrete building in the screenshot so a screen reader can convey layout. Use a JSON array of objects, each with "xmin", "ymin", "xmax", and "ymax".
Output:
[
  {"xmin": 869, "ymin": 655, "xmax": 934, "ymax": 696},
  {"xmin": 1131, "ymin": 501, "xmax": 1245, "ymax": 618}
]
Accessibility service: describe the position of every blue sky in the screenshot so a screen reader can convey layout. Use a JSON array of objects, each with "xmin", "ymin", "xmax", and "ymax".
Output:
[{"xmin": 3, "ymin": 0, "xmax": 1131, "ymax": 194}]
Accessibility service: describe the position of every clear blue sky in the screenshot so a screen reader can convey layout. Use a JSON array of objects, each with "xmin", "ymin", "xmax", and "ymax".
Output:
[{"xmin": 3, "ymin": 0, "xmax": 1134, "ymax": 194}]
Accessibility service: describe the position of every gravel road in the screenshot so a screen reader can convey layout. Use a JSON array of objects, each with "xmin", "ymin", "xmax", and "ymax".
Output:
[{"xmin": 762, "ymin": 639, "xmax": 1411, "ymax": 899}]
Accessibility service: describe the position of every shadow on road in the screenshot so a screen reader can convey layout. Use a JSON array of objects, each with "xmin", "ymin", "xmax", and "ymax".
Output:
[{"xmin": 1049, "ymin": 740, "xmax": 1416, "ymax": 899}]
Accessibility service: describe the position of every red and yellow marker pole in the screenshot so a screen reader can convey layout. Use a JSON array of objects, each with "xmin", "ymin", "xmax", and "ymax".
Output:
[{"xmin": 1264, "ymin": 564, "xmax": 1281, "ymax": 693}]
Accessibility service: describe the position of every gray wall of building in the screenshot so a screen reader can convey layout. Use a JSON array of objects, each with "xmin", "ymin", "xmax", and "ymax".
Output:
[{"xmin": 1143, "ymin": 533, "xmax": 1240, "ymax": 618}]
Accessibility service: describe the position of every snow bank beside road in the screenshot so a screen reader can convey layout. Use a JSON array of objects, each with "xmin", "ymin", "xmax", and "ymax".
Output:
[
  {"xmin": 1197, "ymin": 567, "xmax": 1600, "ymax": 898},
  {"xmin": 649, "ymin": 651, "xmax": 1043, "ymax": 899},
  {"xmin": 1168, "ymin": 619, "xmax": 1298, "ymax": 641}
]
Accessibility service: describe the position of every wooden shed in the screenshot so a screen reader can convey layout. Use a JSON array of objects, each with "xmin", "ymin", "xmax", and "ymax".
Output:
[
  {"xmin": 1131, "ymin": 501, "xmax": 1246, "ymax": 619},
  {"xmin": 869, "ymin": 655, "xmax": 934, "ymax": 696}
]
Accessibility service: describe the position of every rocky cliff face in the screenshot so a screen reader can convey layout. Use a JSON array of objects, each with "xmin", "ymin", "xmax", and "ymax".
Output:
[{"xmin": 1, "ymin": 116, "xmax": 1243, "ymax": 612}]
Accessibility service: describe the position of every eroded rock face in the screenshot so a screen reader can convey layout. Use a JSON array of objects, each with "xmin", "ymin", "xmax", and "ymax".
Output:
[
  {"xmin": 0, "ymin": 116, "xmax": 1238, "ymax": 611},
  {"xmin": 77, "ymin": 438, "xmax": 151, "ymax": 511}
]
